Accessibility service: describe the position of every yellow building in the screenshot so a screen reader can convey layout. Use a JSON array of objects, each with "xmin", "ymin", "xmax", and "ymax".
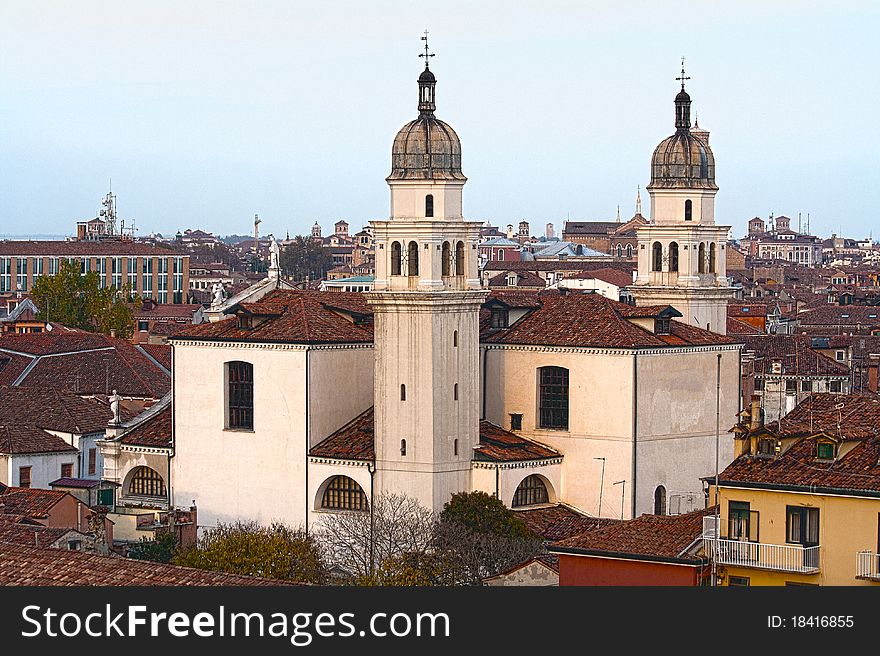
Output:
[{"xmin": 705, "ymin": 394, "xmax": 880, "ymax": 586}]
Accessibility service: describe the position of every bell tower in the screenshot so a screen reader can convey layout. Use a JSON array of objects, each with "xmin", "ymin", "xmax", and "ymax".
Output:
[
  {"xmin": 367, "ymin": 35, "xmax": 488, "ymax": 512},
  {"xmin": 631, "ymin": 60, "xmax": 735, "ymax": 334}
]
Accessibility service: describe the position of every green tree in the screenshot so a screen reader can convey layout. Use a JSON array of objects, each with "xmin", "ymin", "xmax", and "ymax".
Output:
[
  {"xmin": 280, "ymin": 235, "xmax": 333, "ymax": 281},
  {"xmin": 31, "ymin": 259, "xmax": 137, "ymax": 338},
  {"xmin": 128, "ymin": 532, "xmax": 177, "ymax": 564},
  {"xmin": 172, "ymin": 521, "xmax": 328, "ymax": 583},
  {"xmin": 439, "ymin": 491, "xmax": 533, "ymax": 540}
]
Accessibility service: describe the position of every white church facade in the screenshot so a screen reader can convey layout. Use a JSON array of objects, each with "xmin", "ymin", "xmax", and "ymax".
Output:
[{"xmin": 169, "ymin": 52, "xmax": 742, "ymax": 530}]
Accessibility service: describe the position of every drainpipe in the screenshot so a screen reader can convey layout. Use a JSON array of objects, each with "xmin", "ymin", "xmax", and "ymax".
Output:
[
  {"xmin": 481, "ymin": 346, "xmax": 488, "ymax": 420},
  {"xmin": 368, "ymin": 461, "xmax": 376, "ymax": 575},
  {"xmin": 169, "ymin": 342, "xmax": 176, "ymax": 515},
  {"xmin": 494, "ymin": 463, "xmax": 500, "ymax": 499},
  {"xmin": 631, "ymin": 351, "xmax": 638, "ymax": 518}
]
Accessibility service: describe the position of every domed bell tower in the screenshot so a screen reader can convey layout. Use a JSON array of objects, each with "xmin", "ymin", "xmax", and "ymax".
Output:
[
  {"xmin": 367, "ymin": 35, "xmax": 488, "ymax": 512},
  {"xmin": 631, "ymin": 60, "xmax": 735, "ymax": 334}
]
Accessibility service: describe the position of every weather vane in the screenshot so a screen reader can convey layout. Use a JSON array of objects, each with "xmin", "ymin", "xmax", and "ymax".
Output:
[
  {"xmin": 676, "ymin": 56, "xmax": 690, "ymax": 90},
  {"xmin": 419, "ymin": 29, "xmax": 434, "ymax": 68}
]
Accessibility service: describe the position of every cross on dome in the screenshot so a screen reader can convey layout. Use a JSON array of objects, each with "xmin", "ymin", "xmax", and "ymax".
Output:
[
  {"xmin": 676, "ymin": 56, "xmax": 691, "ymax": 90},
  {"xmin": 419, "ymin": 30, "xmax": 435, "ymax": 68}
]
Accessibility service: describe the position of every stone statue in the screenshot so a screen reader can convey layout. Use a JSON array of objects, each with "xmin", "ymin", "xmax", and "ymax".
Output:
[
  {"xmin": 269, "ymin": 234, "xmax": 280, "ymax": 270},
  {"xmin": 109, "ymin": 389, "xmax": 122, "ymax": 425},
  {"xmin": 211, "ymin": 282, "xmax": 226, "ymax": 307}
]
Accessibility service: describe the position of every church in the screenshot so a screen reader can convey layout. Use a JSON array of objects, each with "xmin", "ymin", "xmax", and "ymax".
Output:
[{"xmin": 168, "ymin": 48, "xmax": 742, "ymax": 530}]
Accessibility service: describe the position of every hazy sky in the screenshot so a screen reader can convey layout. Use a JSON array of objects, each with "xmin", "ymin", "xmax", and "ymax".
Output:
[{"xmin": 1, "ymin": 1, "xmax": 878, "ymax": 240}]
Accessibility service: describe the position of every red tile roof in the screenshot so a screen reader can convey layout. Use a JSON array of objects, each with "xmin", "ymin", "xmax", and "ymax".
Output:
[
  {"xmin": 742, "ymin": 335, "xmax": 850, "ymax": 376},
  {"xmin": 0, "ymin": 425, "xmax": 78, "ymax": 455},
  {"xmin": 120, "ymin": 402, "xmax": 172, "ymax": 448},
  {"xmin": 137, "ymin": 343, "xmax": 172, "ymax": 370},
  {"xmin": 727, "ymin": 317, "xmax": 764, "ymax": 335},
  {"xmin": 797, "ymin": 305, "xmax": 880, "ymax": 328},
  {"xmin": 483, "ymin": 291, "xmax": 740, "ymax": 348},
  {"xmin": 0, "ymin": 542, "xmax": 292, "ymax": 586},
  {"xmin": 515, "ymin": 505, "xmax": 616, "ymax": 541},
  {"xmin": 310, "ymin": 407, "xmax": 375, "ymax": 461},
  {"xmin": 573, "ymin": 267, "xmax": 634, "ymax": 288},
  {"xmin": 0, "ymin": 520, "xmax": 75, "ymax": 547},
  {"xmin": 174, "ymin": 290, "xmax": 374, "ymax": 344},
  {"xmin": 475, "ymin": 422, "xmax": 561, "ymax": 462},
  {"xmin": 723, "ymin": 394, "xmax": 880, "ymax": 494},
  {"xmin": 551, "ymin": 507, "xmax": 713, "ymax": 563},
  {"xmin": 487, "ymin": 270, "xmax": 546, "ymax": 289},
  {"xmin": 0, "ymin": 386, "xmax": 113, "ymax": 434},
  {"xmin": 0, "ymin": 487, "xmax": 69, "ymax": 518}
]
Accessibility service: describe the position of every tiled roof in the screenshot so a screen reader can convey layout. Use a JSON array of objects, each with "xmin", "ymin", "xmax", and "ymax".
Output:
[
  {"xmin": 137, "ymin": 343, "xmax": 172, "ymax": 370},
  {"xmin": 797, "ymin": 305, "xmax": 880, "ymax": 327},
  {"xmin": 515, "ymin": 505, "xmax": 615, "ymax": 541},
  {"xmin": 0, "ymin": 542, "xmax": 292, "ymax": 586},
  {"xmin": 487, "ymin": 270, "xmax": 545, "ymax": 289},
  {"xmin": 0, "ymin": 521, "xmax": 74, "ymax": 547},
  {"xmin": 120, "ymin": 401, "xmax": 172, "ymax": 448},
  {"xmin": 483, "ymin": 260, "xmax": 635, "ymax": 274},
  {"xmin": 474, "ymin": 422, "xmax": 561, "ymax": 462},
  {"xmin": 727, "ymin": 317, "xmax": 764, "ymax": 335},
  {"xmin": 483, "ymin": 290, "xmax": 740, "ymax": 348},
  {"xmin": 551, "ymin": 507, "xmax": 713, "ymax": 563},
  {"xmin": 723, "ymin": 394, "xmax": 880, "ymax": 494},
  {"xmin": 742, "ymin": 335, "xmax": 849, "ymax": 376},
  {"xmin": 0, "ymin": 332, "xmax": 170, "ymax": 397},
  {"xmin": 727, "ymin": 302, "xmax": 769, "ymax": 317},
  {"xmin": 0, "ymin": 241, "xmax": 184, "ymax": 256},
  {"xmin": 173, "ymin": 290, "xmax": 374, "ymax": 344},
  {"xmin": 310, "ymin": 407, "xmax": 374, "ymax": 461},
  {"xmin": 572, "ymin": 267, "xmax": 634, "ymax": 288},
  {"xmin": 0, "ymin": 386, "xmax": 112, "ymax": 434},
  {"xmin": 0, "ymin": 487, "xmax": 69, "ymax": 518},
  {"xmin": 133, "ymin": 303, "xmax": 201, "ymax": 319},
  {"xmin": 0, "ymin": 425, "xmax": 78, "ymax": 455}
]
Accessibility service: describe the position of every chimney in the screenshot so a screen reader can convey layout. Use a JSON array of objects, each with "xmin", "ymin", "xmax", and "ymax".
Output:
[
  {"xmin": 109, "ymin": 328, "xmax": 116, "ymax": 338},
  {"xmin": 869, "ymin": 354, "xmax": 879, "ymax": 394},
  {"xmin": 749, "ymin": 395, "xmax": 764, "ymax": 431}
]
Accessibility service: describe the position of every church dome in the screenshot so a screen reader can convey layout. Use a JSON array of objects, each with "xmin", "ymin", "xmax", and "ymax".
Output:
[
  {"xmin": 647, "ymin": 80, "xmax": 717, "ymax": 191},
  {"xmin": 388, "ymin": 64, "xmax": 466, "ymax": 182}
]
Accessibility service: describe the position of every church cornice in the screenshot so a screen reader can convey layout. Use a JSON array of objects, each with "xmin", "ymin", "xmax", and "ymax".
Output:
[
  {"xmin": 308, "ymin": 456, "xmax": 373, "ymax": 468},
  {"xmin": 170, "ymin": 340, "xmax": 373, "ymax": 351},
  {"xmin": 481, "ymin": 343, "xmax": 742, "ymax": 356},
  {"xmin": 472, "ymin": 457, "xmax": 563, "ymax": 470}
]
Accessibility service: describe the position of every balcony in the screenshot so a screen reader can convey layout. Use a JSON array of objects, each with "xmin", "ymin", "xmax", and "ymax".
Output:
[
  {"xmin": 856, "ymin": 551, "xmax": 880, "ymax": 581},
  {"xmin": 135, "ymin": 509, "xmax": 195, "ymax": 531},
  {"xmin": 703, "ymin": 538, "xmax": 820, "ymax": 574}
]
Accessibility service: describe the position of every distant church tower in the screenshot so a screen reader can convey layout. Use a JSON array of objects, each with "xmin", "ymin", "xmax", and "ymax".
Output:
[
  {"xmin": 631, "ymin": 62, "xmax": 735, "ymax": 334},
  {"xmin": 367, "ymin": 37, "xmax": 487, "ymax": 512}
]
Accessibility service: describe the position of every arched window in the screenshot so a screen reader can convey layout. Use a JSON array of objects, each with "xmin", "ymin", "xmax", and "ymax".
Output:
[
  {"xmin": 128, "ymin": 467, "xmax": 166, "ymax": 498},
  {"xmin": 626, "ymin": 244, "xmax": 633, "ymax": 258},
  {"xmin": 453, "ymin": 330, "xmax": 458, "ymax": 347},
  {"xmin": 441, "ymin": 241, "xmax": 451, "ymax": 276},
  {"xmin": 226, "ymin": 361, "xmax": 253, "ymax": 430},
  {"xmin": 684, "ymin": 199, "xmax": 693, "ymax": 221},
  {"xmin": 321, "ymin": 476, "xmax": 368, "ymax": 511},
  {"xmin": 400, "ymin": 439, "xmax": 407, "ymax": 456},
  {"xmin": 669, "ymin": 242, "xmax": 679, "ymax": 272},
  {"xmin": 408, "ymin": 241, "xmax": 419, "ymax": 276},
  {"xmin": 400, "ymin": 384, "xmax": 406, "ymax": 401},
  {"xmin": 698, "ymin": 243, "xmax": 706, "ymax": 273},
  {"xmin": 425, "ymin": 194, "xmax": 434, "ymax": 218},
  {"xmin": 616, "ymin": 244, "xmax": 623, "ymax": 257},
  {"xmin": 513, "ymin": 475, "xmax": 549, "ymax": 507},
  {"xmin": 538, "ymin": 366, "xmax": 569, "ymax": 429},
  {"xmin": 654, "ymin": 485, "xmax": 666, "ymax": 515},
  {"xmin": 652, "ymin": 242, "xmax": 663, "ymax": 272},
  {"xmin": 455, "ymin": 241, "xmax": 465, "ymax": 276},
  {"xmin": 709, "ymin": 242, "xmax": 716, "ymax": 273},
  {"xmin": 498, "ymin": 249, "xmax": 504, "ymax": 261},
  {"xmin": 391, "ymin": 241, "xmax": 402, "ymax": 276}
]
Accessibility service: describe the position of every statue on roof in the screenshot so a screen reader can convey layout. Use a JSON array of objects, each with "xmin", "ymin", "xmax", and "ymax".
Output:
[
  {"xmin": 211, "ymin": 282, "xmax": 226, "ymax": 308},
  {"xmin": 109, "ymin": 389, "xmax": 122, "ymax": 426}
]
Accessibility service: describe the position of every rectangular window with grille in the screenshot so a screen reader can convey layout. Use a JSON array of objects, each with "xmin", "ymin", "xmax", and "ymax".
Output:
[
  {"xmin": 538, "ymin": 366, "xmax": 569, "ymax": 430},
  {"xmin": 61, "ymin": 463, "xmax": 73, "ymax": 478},
  {"xmin": 19, "ymin": 466, "xmax": 31, "ymax": 487},
  {"xmin": 88, "ymin": 448, "xmax": 97, "ymax": 476},
  {"xmin": 227, "ymin": 361, "xmax": 254, "ymax": 430}
]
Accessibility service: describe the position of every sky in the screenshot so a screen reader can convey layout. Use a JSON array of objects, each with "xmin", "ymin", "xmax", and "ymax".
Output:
[{"xmin": 1, "ymin": 1, "xmax": 878, "ymax": 241}]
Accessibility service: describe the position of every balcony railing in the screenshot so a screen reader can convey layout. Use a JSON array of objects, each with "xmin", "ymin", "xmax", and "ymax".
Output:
[
  {"xmin": 856, "ymin": 551, "xmax": 880, "ymax": 581},
  {"xmin": 703, "ymin": 538, "xmax": 820, "ymax": 574}
]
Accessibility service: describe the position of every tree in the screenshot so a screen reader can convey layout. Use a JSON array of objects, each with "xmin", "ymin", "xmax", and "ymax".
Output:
[
  {"xmin": 31, "ymin": 259, "xmax": 137, "ymax": 338},
  {"xmin": 128, "ymin": 532, "xmax": 177, "ymax": 564},
  {"xmin": 172, "ymin": 521, "xmax": 328, "ymax": 583},
  {"xmin": 439, "ymin": 491, "xmax": 533, "ymax": 539},
  {"xmin": 280, "ymin": 236, "xmax": 333, "ymax": 281},
  {"xmin": 316, "ymin": 492, "xmax": 435, "ymax": 581}
]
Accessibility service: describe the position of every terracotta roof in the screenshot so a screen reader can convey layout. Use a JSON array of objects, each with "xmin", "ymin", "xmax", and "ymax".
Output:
[
  {"xmin": 483, "ymin": 290, "xmax": 740, "ymax": 348},
  {"xmin": 515, "ymin": 505, "xmax": 615, "ymax": 541},
  {"xmin": 173, "ymin": 290, "xmax": 374, "ymax": 344},
  {"xmin": 0, "ymin": 521, "xmax": 75, "ymax": 547},
  {"xmin": 0, "ymin": 241, "xmax": 183, "ymax": 257},
  {"xmin": 572, "ymin": 267, "xmax": 634, "ymax": 288},
  {"xmin": 49, "ymin": 478, "xmax": 105, "ymax": 489},
  {"xmin": 727, "ymin": 317, "xmax": 764, "ymax": 335},
  {"xmin": 133, "ymin": 303, "xmax": 200, "ymax": 319},
  {"xmin": 723, "ymin": 394, "xmax": 880, "ymax": 494},
  {"xmin": 487, "ymin": 270, "xmax": 546, "ymax": 289},
  {"xmin": 551, "ymin": 507, "xmax": 713, "ymax": 563},
  {"xmin": 475, "ymin": 421, "xmax": 561, "ymax": 462},
  {"xmin": 0, "ymin": 487, "xmax": 69, "ymax": 518},
  {"xmin": 0, "ymin": 542, "xmax": 292, "ymax": 586},
  {"xmin": 743, "ymin": 335, "xmax": 849, "ymax": 376},
  {"xmin": 120, "ymin": 402, "xmax": 172, "ymax": 448},
  {"xmin": 0, "ymin": 332, "xmax": 170, "ymax": 397},
  {"xmin": 727, "ymin": 302, "xmax": 769, "ymax": 317},
  {"xmin": 137, "ymin": 343, "xmax": 172, "ymax": 370},
  {"xmin": 310, "ymin": 407, "xmax": 375, "ymax": 461},
  {"xmin": 797, "ymin": 305, "xmax": 880, "ymax": 327},
  {"xmin": 0, "ymin": 386, "xmax": 113, "ymax": 434},
  {"xmin": 0, "ymin": 425, "xmax": 78, "ymax": 455}
]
